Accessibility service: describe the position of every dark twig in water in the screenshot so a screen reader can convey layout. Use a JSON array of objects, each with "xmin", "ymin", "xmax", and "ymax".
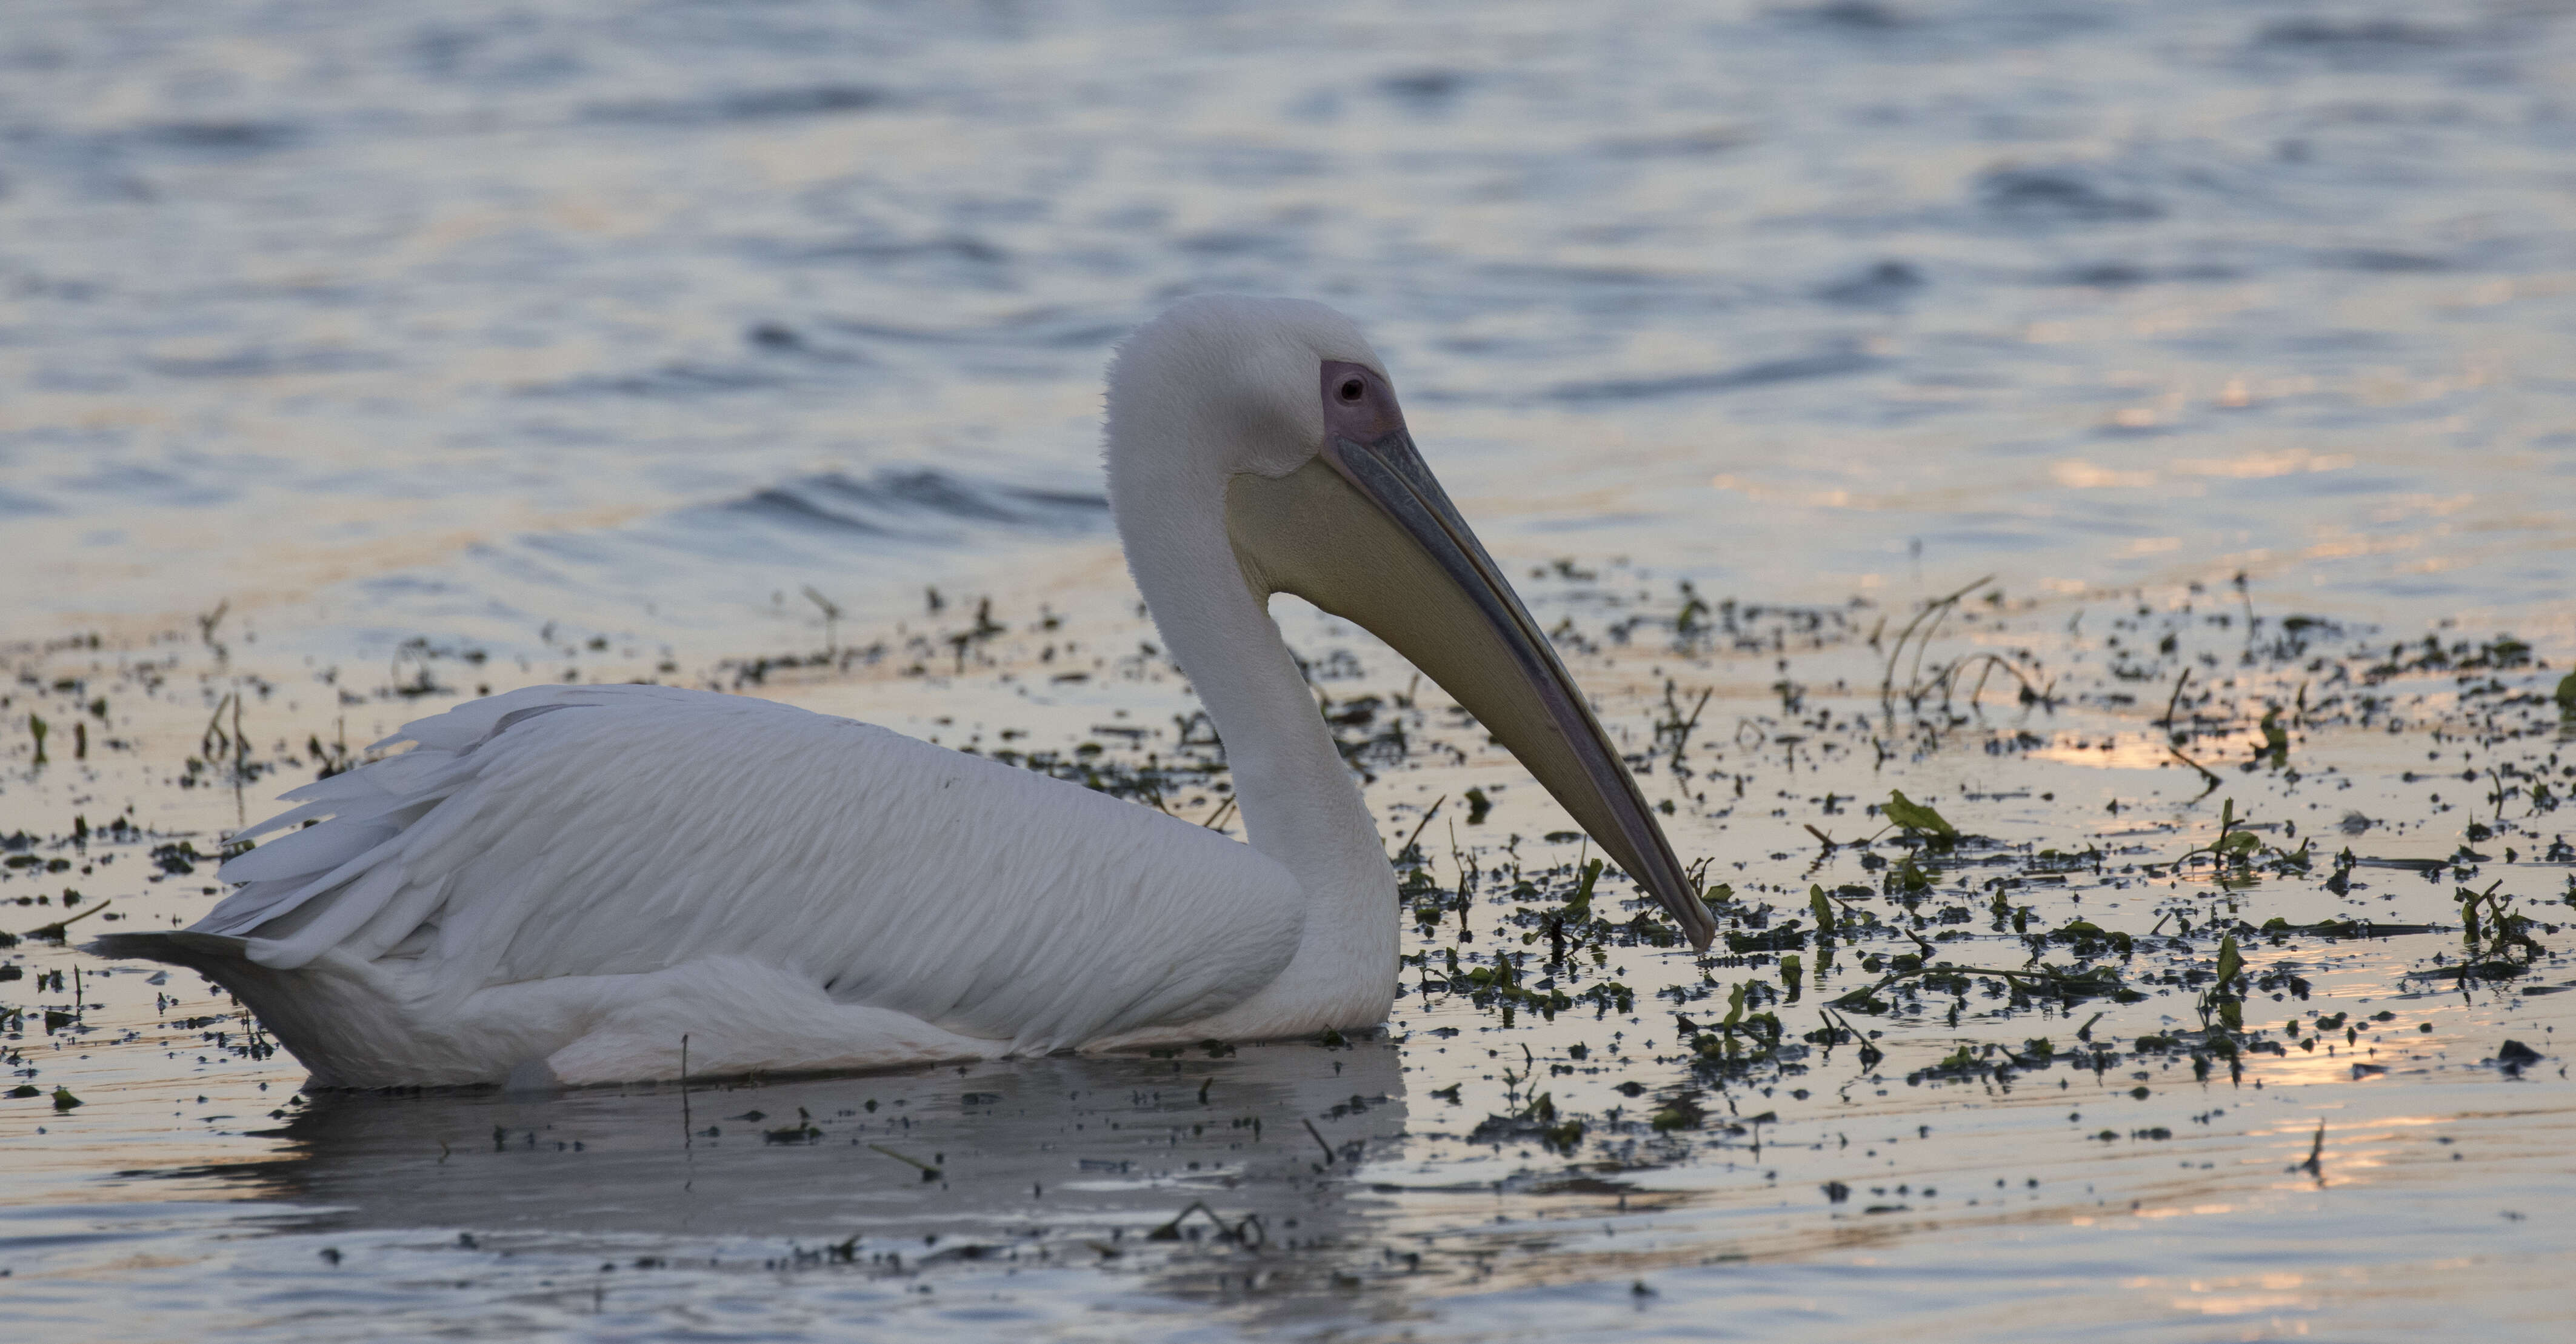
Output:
[
  {"xmin": 801, "ymin": 586, "xmax": 842, "ymax": 657},
  {"xmin": 1302, "ymin": 1117, "xmax": 1336, "ymax": 1165},
  {"xmin": 1878, "ymin": 574, "xmax": 1994, "ymax": 719},
  {"xmin": 24, "ymin": 900, "xmax": 112, "ymax": 942},
  {"xmin": 2158, "ymin": 667, "xmax": 2192, "ymax": 731},
  {"xmin": 1949, "ymin": 653, "xmax": 2053, "ymax": 710},
  {"xmin": 202, "ymin": 693, "xmax": 235, "ymax": 759},
  {"xmin": 869, "ymin": 1144, "xmax": 944, "ymax": 1180},
  {"xmin": 2233, "ymin": 571, "xmax": 2258, "ymax": 659},
  {"xmin": 1393, "ymin": 794, "xmax": 1446, "ymax": 862},
  {"xmin": 1871, "ymin": 577, "xmax": 2057, "ymax": 720},
  {"xmin": 1662, "ymin": 684, "xmax": 1713, "ymax": 770},
  {"xmin": 2167, "ymin": 745, "xmax": 2221, "ymax": 799}
]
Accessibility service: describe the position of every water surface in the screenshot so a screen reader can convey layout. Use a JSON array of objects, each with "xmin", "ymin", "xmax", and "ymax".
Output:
[{"xmin": 3, "ymin": 1, "xmax": 2574, "ymax": 1339}]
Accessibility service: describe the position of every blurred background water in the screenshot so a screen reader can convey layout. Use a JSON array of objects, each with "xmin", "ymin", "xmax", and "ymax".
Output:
[
  {"xmin": 5, "ymin": 0, "xmax": 2571, "ymax": 662},
  {"xmin": 4, "ymin": 2, "xmax": 2575, "ymax": 1340}
]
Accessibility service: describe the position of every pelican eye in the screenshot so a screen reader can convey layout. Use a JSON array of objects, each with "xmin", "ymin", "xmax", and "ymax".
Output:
[{"xmin": 1336, "ymin": 377, "xmax": 1365, "ymax": 402}]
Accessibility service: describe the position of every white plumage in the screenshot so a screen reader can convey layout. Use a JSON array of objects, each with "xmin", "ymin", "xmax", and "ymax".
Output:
[
  {"xmin": 152, "ymin": 685, "xmax": 1303, "ymax": 1084},
  {"xmin": 99, "ymin": 295, "xmax": 1709, "ymax": 1086}
]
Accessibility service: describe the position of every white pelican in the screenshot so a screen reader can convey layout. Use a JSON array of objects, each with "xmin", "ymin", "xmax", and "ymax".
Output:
[{"xmin": 98, "ymin": 296, "xmax": 1715, "ymax": 1087}]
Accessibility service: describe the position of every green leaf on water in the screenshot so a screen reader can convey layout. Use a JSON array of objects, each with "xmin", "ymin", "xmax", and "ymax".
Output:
[
  {"xmin": 50, "ymin": 1086, "xmax": 82, "ymax": 1111},
  {"xmin": 2214, "ymin": 933, "xmax": 2243, "ymax": 986},
  {"xmin": 1808, "ymin": 885, "xmax": 1837, "ymax": 939},
  {"xmin": 2557, "ymin": 670, "xmax": 2576, "ymax": 712},
  {"xmin": 1565, "ymin": 859, "xmax": 1601, "ymax": 920},
  {"xmin": 1883, "ymin": 790, "xmax": 1957, "ymax": 842}
]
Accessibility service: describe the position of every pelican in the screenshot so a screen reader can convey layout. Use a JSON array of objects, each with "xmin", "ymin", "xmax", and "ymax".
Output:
[{"xmin": 98, "ymin": 296, "xmax": 1715, "ymax": 1088}]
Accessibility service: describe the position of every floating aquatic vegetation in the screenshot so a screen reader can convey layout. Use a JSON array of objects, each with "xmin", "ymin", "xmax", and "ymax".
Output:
[{"xmin": 3, "ymin": 567, "xmax": 2571, "ymax": 1329}]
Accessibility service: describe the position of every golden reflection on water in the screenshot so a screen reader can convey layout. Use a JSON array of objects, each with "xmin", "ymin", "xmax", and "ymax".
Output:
[
  {"xmin": 2024, "ymin": 730, "xmax": 2237, "ymax": 773},
  {"xmin": 2130, "ymin": 1202, "xmax": 2241, "ymax": 1220}
]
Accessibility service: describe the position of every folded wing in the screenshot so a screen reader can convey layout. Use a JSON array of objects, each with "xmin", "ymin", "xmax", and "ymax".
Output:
[{"xmin": 199, "ymin": 684, "xmax": 1305, "ymax": 1054}]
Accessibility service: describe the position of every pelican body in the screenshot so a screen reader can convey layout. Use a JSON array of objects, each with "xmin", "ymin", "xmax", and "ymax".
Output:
[{"xmin": 98, "ymin": 297, "xmax": 1712, "ymax": 1087}]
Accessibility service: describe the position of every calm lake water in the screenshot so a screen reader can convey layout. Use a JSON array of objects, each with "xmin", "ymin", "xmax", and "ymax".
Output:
[{"xmin": 4, "ymin": 1, "xmax": 2573, "ymax": 1339}]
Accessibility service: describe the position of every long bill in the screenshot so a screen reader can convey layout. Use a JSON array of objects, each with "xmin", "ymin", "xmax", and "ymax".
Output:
[{"xmin": 1224, "ymin": 365, "xmax": 1717, "ymax": 950}]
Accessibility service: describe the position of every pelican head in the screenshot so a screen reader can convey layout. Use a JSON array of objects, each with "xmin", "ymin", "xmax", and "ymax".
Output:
[{"xmin": 1107, "ymin": 296, "xmax": 1717, "ymax": 950}]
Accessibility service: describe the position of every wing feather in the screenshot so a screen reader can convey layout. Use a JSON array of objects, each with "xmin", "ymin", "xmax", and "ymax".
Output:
[{"xmin": 201, "ymin": 684, "xmax": 1304, "ymax": 1048}]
